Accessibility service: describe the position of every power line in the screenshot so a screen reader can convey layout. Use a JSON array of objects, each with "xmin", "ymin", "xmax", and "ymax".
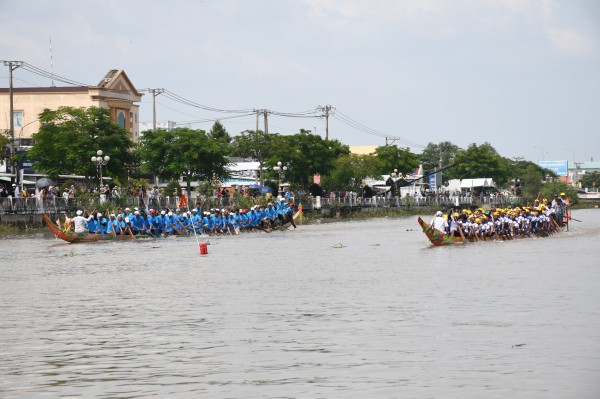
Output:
[
  {"xmin": 333, "ymin": 109, "xmax": 425, "ymax": 149},
  {"xmin": 3, "ymin": 60, "xmax": 429, "ymax": 147}
]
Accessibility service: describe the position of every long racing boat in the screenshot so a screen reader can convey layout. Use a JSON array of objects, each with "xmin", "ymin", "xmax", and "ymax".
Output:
[
  {"xmin": 44, "ymin": 214, "xmax": 160, "ymax": 243},
  {"xmin": 417, "ymin": 215, "xmax": 564, "ymax": 246}
]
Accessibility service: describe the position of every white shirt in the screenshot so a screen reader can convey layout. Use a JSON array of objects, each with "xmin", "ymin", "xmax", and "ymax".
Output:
[
  {"xmin": 431, "ymin": 216, "xmax": 448, "ymax": 232},
  {"xmin": 72, "ymin": 215, "xmax": 90, "ymax": 233}
]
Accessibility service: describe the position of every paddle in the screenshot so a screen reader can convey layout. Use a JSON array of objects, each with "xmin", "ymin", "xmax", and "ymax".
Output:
[{"xmin": 168, "ymin": 221, "xmax": 185, "ymax": 235}]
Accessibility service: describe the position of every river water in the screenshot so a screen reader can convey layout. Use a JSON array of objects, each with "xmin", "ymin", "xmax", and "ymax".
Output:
[{"xmin": 1, "ymin": 209, "xmax": 599, "ymax": 398}]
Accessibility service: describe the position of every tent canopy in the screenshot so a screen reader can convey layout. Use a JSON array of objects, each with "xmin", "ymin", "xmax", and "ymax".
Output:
[{"xmin": 460, "ymin": 178, "xmax": 496, "ymax": 189}]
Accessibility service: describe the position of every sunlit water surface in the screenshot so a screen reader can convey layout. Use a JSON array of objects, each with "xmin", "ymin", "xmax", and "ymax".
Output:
[{"xmin": 1, "ymin": 209, "xmax": 600, "ymax": 398}]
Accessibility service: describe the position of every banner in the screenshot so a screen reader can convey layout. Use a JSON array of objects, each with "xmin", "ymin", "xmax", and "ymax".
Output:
[
  {"xmin": 428, "ymin": 173, "xmax": 436, "ymax": 191},
  {"xmin": 539, "ymin": 160, "xmax": 568, "ymax": 177}
]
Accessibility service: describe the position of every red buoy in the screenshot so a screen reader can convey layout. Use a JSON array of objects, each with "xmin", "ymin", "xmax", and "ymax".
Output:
[{"xmin": 199, "ymin": 242, "xmax": 208, "ymax": 255}]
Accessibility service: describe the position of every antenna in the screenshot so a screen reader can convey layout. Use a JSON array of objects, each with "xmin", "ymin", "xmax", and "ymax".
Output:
[{"xmin": 49, "ymin": 34, "xmax": 55, "ymax": 87}]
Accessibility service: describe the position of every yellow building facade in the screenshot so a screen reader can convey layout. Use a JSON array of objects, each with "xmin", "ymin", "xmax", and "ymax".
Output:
[{"xmin": 0, "ymin": 69, "xmax": 143, "ymax": 145}]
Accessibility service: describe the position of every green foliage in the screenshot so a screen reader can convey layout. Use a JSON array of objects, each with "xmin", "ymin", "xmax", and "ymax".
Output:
[
  {"xmin": 507, "ymin": 159, "xmax": 547, "ymax": 202},
  {"xmin": 0, "ymin": 129, "xmax": 10, "ymax": 163},
  {"xmin": 138, "ymin": 127, "xmax": 229, "ymax": 194},
  {"xmin": 374, "ymin": 145, "xmax": 420, "ymax": 176},
  {"xmin": 265, "ymin": 130, "xmax": 350, "ymax": 188},
  {"xmin": 579, "ymin": 171, "xmax": 600, "ymax": 190},
  {"xmin": 163, "ymin": 180, "xmax": 183, "ymax": 198},
  {"xmin": 232, "ymin": 129, "xmax": 273, "ymax": 161},
  {"xmin": 194, "ymin": 181, "xmax": 214, "ymax": 199},
  {"xmin": 27, "ymin": 107, "xmax": 134, "ymax": 181},
  {"xmin": 209, "ymin": 120, "xmax": 232, "ymax": 144},
  {"xmin": 234, "ymin": 194, "xmax": 261, "ymax": 210},
  {"xmin": 540, "ymin": 181, "xmax": 579, "ymax": 204},
  {"xmin": 128, "ymin": 177, "xmax": 149, "ymax": 189},
  {"xmin": 60, "ymin": 179, "xmax": 78, "ymax": 196},
  {"xmin": 322, "ymin": 154, "xmax": 379, "ymax": 191},
  {"xmin": 420, "ymin": 141, "xmax": 461, "ymax": 179},
  {"xmin": 450, "ymin": 142, "xmax": 510, "ymax": 186}
]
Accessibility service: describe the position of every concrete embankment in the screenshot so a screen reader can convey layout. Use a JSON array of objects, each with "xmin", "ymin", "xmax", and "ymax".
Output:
[{"xmin": 0, "ymin": 214, "xmax": 48, "ymax": 228}]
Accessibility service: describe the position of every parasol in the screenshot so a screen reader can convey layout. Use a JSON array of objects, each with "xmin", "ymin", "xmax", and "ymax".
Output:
[{"xmin": 36, "ymin": 177, "xmax": 54, "ymax": 188}]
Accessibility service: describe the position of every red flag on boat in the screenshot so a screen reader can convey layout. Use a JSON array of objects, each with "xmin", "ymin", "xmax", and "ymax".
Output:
[{"xmin": 179, "ymin": 194, "xmax": 188, "ymax": 209}]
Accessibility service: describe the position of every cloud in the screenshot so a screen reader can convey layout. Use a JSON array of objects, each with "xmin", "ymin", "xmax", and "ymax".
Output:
[
  {"xmin": 302, "ymin": 0, "xmax": 596, "ymax": 54},
  {"xmin": 302, "ymin": 0, "xmax": 449, "ymax": 33},
  {"xmin": 546, "ymin": 27, "xmax": 593, "ymax": 54},
  {"xmin": 482, "ymin": 0, "xmax": 595, "ymax": 54}
]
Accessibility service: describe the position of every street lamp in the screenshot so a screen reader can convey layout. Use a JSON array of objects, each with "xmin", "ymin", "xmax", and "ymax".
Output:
[
  {"xmin": 390, "ymin": 169, "xmax": 399, "ymax": 197},
  {"xmin": 14, "ymin": 119, "xmax": 39, "ymax": 188},
  {"xmin": 273, "ymin": 161, "xmax": 288, "ymax": 197},
  {"xmin": 533, "ymin": 146, "xmax": 546, "ymax": 163},
  {"xmin": 91, "ymin": 150, "xmax": 110, "ymax": 188}
]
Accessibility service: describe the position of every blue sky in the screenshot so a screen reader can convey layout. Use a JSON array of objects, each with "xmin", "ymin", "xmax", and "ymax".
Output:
[{"xmin": 1, "ymin": 0, "xmax": 598, "ymax": 163}]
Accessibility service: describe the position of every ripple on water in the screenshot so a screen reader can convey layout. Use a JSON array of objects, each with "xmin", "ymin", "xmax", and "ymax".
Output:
[{"xmin": 1, "ymin": 210, "xmax": 600, "ymax": 398}]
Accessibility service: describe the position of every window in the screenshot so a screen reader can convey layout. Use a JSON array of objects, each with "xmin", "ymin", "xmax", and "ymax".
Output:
[
  {"xmin": 117, "ymin": 111, "xmax": 126, "ymax": 128},
  {"xmin": 13, "ymin": 111, "xmax": 23, "ymax": 128}
]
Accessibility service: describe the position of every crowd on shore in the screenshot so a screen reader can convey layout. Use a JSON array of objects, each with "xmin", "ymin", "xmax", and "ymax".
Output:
[
  {"xmin": 61, "ymin": 198, "xmax": 298, "ymax": 237},
  {"xmin": 430, "ymin": 193, "xmax": 569, "ymax": 239}
]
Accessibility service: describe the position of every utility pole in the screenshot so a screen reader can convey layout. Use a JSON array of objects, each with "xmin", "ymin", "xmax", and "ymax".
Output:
[
  {"xmin": 146, "ymin": 88, "xmax": 164, "ymax": 130},
  {"xmin": 4, "ymin": 61, "xmax": 23, "ymax": 184},
  {"xmin": 263, "ymin": 110, "xmax": 269, "ymax": 134},
  {"xmin": 255, "ymin": 109, "xmax": 260, "ymax": 132},
  {"xmin": 318, "ymin": 105, "xmax": 332, "ymax": 140}
]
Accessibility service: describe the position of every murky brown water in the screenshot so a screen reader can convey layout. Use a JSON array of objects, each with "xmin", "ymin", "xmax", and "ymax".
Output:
[{"xmin": 1, "ymin": 210, "xmax": 600, "ymax": 398}]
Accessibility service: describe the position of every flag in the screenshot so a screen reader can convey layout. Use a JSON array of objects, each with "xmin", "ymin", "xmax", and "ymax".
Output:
[{"xmin": 179, "ymin": 194, "xmax": 188, "ymax": 209}]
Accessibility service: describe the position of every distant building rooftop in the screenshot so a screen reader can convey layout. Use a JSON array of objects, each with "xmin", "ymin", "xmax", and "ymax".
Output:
[{"xmin": 349, "ymin": 146, "xmax": 378, "ymax": 155}]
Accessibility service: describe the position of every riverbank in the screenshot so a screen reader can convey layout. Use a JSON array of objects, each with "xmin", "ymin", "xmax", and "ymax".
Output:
[
  {"xmin": 2, "ymin": 203, "xmax": 594, "ymax": 235},
  {"xmin": 0, "ymin": 206, "xmax": 439, "ymax": 235}
]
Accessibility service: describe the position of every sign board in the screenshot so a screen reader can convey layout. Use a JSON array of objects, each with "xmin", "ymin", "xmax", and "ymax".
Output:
[
  {"xmin": 428, "ymin": 172, "xmax": 436, "ymax": 191},
  {"xmin": 313, "ymin": 174, "xmax": 321, "ymax": 185},
  {"xmin": 539, "ymin": 160, "xmax": 568, "ymax": 177}
]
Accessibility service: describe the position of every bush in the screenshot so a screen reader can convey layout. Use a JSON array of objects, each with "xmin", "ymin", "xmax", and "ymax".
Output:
[
  {"xmin": 164, "ymin": 180, "xmax": 183, "ymax": 198},
  {"xmin": 541, "ymin": 181, "xmax": 578, "ymax": 204}
]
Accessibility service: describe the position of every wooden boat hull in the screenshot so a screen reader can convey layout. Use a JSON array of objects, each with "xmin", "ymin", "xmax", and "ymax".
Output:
[
  {"xmin": 44, "ymin": 214, "xmax": 157, "ymax": 243},
  {"xmin": 417, "ymin": 216, "xmax": 466, "ymax": 246}
]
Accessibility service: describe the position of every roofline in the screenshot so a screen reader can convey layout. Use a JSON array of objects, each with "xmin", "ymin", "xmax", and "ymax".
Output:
[{"xmin": 0, "ymin": 86, "xmax": 89, "ymax": 94}]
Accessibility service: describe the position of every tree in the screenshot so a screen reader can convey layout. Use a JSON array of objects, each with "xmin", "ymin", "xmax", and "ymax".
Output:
[
  {"xmin": 579, "ymin": 171, "xmax": 600, "ymax": 191},
  {"xmin": 322, "ymin": 153, "xmax": 380, "ymax": 191},
  {"xmin": 420, "ymin": 141, "xmax": 461, "ymax": 179},
  {"xmin": 540, "ymin": 181, "xmax": 578, "ymax": 204},
  {"xmin": 506, "ymin": 159, "xmax": 548, "ymax": 202},
  {"xmin": 0, "ymin": 130, "xmax": 10, "ymax": 172},
  {"xmin": 373, "ymin": 145, "xmax": 420, "ymax": 176},
  {"xmin": 266, "ymin": 130, "xmax": 350, "ymax": 189},
  {"xmin": 138, "ymin": 127, "xmax": 230, "ymax": 195},
  {"xmin": 209, "ymin": 120, "xmax": 232, "ymax": 144},
  {"xmin": 26, "ymin": 106, "xmax": 135, "ymax": 182},
  {"xmin": 230, "ymin": 130, "xmax": 275, "ymax": 183},
  {"xmin": 450, "ymin": 142, "xmax": 511, "ymax": 187}
]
